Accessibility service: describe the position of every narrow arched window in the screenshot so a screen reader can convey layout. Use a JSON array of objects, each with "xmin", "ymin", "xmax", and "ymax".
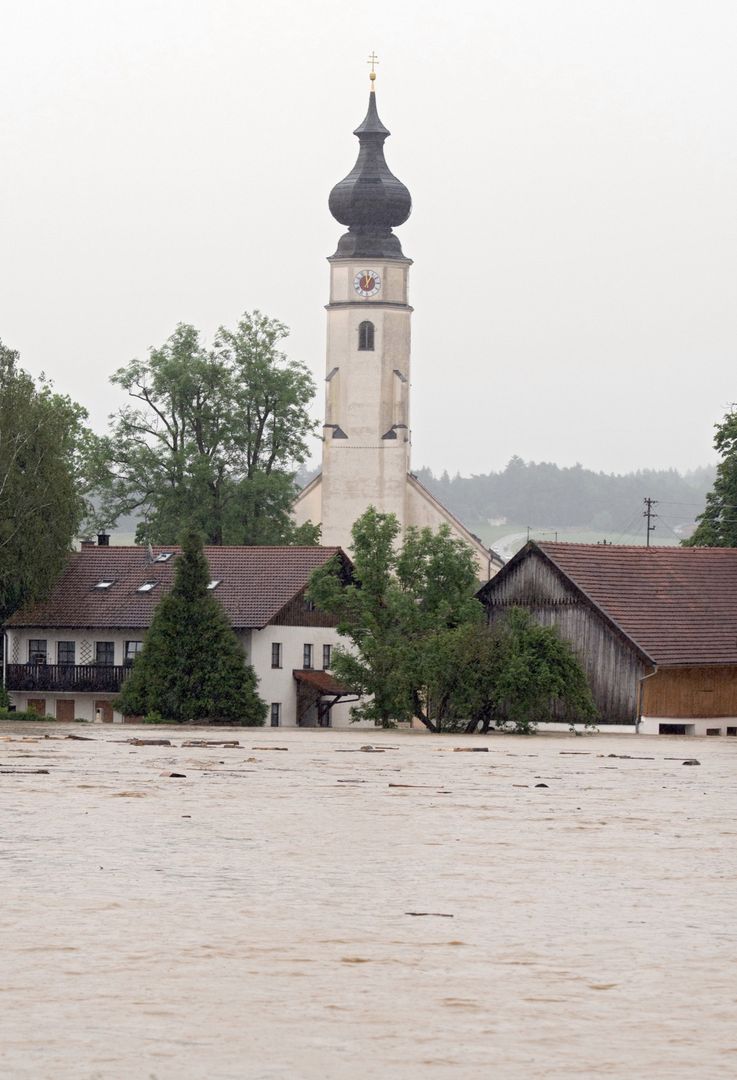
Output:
[{"xmin": 358, "ymin": 320, "xmax": 375, "ymax": 351}]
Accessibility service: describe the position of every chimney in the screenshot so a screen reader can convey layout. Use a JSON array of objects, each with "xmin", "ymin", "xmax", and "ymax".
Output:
[
  {"xmin": 97, "ymin": 532, "xmax": 110, "ymax": 547},
  {"xmin": 80, "ymin": 539, "xmax": 95, "ymax": 548}
]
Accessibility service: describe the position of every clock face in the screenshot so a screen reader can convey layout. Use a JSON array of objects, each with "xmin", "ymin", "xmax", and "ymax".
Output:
[{"xmin": 354, "ymin": 269, "xmax": 382, "ymax": 298}]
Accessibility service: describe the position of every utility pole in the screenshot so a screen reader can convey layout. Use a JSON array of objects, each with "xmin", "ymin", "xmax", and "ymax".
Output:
[{"xmin": 643, "ymin": 497, "xmax": 658, "ymax": 548}]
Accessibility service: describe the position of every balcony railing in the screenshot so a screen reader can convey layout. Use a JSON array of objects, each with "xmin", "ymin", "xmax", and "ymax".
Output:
[{"xmin": 6, "ymin": 663, "xmax": 127, "ymax": 694}]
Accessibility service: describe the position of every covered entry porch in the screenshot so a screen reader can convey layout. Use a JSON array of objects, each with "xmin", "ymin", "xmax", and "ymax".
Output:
[{"xmin": 292, "ymin": 669, "xmax": 359, "ymax": 727}]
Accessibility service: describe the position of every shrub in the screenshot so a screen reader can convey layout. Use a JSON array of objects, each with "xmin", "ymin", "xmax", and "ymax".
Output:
[{"xmin": 0, "ymin": 709, "xmax": 55, "ymax": 721}]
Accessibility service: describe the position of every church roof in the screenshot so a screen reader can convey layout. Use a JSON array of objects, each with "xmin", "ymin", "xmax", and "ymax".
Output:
[{"xmin": 328, "ymin": 87, "xmax": 412, "ymax": 260}]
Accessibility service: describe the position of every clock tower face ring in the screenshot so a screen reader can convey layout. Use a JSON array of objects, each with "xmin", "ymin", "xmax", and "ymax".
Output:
[{"xmin": 354, "ymin": 269, "xmax": 382, "ymax": 298}]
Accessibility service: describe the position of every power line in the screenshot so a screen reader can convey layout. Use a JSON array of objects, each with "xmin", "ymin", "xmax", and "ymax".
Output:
[{"xmin": 611, "ymin": 509, "xmax": 646, "ymax": 545}]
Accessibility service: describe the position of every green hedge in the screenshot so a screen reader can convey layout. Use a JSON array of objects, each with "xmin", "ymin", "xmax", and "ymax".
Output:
[{"xmin": 0, "ymin": 709, "xmax": 55, "ymax": 721}]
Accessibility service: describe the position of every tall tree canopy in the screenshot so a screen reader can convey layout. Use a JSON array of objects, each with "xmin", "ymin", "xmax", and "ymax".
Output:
[
  {"xmin": 309, "ymin": 508, "xmax": 597, "ymax": 733},
  {"xmin": 0, "ymin": 341, "xmax": 91, "ymax": 623},
  {"xmin": 116, "ymin": 530, "xmax": 266, "ymax": 724},
  {"xmin": 91, "ymin": 311, "xmax": 319, "ymax": 545},
  {"xmin": 308, "ymin": 508, "xmax": 484, "ymax": 730},
  {"xmin": 684, "ymin": 408, "xmax": 737, "ymax": 547}
]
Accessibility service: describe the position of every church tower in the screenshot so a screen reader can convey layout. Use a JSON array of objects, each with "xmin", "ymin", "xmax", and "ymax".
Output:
[{"xmin": 294, "ymin": 69, "xmax": 501, "ymax": 580}]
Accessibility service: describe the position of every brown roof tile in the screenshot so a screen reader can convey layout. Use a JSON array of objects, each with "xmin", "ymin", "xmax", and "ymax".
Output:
[
  {"xmin": 535, "ymin": 543, "xmax": 737, "ymax": 667},
  {"xmin": 6, "ymin": 546, "xmax": 345, "ymax": 631}
]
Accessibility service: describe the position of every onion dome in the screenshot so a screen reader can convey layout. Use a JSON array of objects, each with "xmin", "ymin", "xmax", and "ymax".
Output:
[{"xmin": 328, "ymin": 88, "xmax": 412, "ymax": 260}]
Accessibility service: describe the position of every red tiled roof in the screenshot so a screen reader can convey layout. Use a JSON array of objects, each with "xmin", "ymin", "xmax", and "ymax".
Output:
[
  {"xmin": 535, "ymin": 543, "xmax": 737, "ymax": 667},
  {"xmin": 6, "ymin": 546, "xmax": 345, "ymax": 630}
]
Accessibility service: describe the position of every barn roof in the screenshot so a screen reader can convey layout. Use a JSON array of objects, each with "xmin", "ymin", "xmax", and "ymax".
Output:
[
  {"xmin": 483, "ymin": 542, "xmax": 737, "ymax": 668},
  {"xmin": 5, "ymin": 545, "xmax": 346, "ymax": 631}
]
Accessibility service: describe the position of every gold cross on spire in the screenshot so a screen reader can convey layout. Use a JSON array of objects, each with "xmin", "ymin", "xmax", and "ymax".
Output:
[{"xmin": 367, "ymin": 51, "xmax": 379, "ymax": 85}]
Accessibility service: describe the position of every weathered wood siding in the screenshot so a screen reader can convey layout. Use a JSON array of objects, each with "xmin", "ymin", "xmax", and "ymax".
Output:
[
  {"xmin": 484, "ymin": 552, "xmax": 645, "ymax": 723},
  {"xmin": 270, "ymin": 586, "xmax": 340, "ymax": 628},
  {"xmin": 644, "ymin": 665, "xmax": 737, "ymax": 718}
]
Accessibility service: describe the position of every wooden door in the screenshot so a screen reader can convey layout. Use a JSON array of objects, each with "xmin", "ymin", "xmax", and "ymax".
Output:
[
  {"xmin": 56, "ymin": 700, "xmax": 75, "ymax": 722},
  {"xmin": 94, "ymin": 700, "xmax": 114, "ymax": 723},
  {"xmin": 27, "ymin": 699, "xmax": 46, "ymax": 716}
]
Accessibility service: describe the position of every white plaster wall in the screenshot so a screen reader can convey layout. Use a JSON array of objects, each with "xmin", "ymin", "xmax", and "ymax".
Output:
[
  {"xmin": 6, "ymin": 628, "xmax": 149, "ymax": 667},
  {"xmin": 321, "ymin": 445, "xmax": 409, "ymax": 552},
  {"xmin": 329, "ymin": 260, "xmax": 410, "ymax": 306},
  {"xmin": 405, "ymin": 477, "xmax": 498, "ymax": 582},
  {"xmin": 293, "ymin": 475, "xmax": 323, "ymax": 532},
  {"xmin": 639, "ymin": 716, "xmax": 737, "ymax": 736},
  {"xmin": 315, "ymin": 258, "xmax": 413, "ymax": 552},
  {"xmin": 249, "ymin": 624, "xmax": 361, "ymax": 728},
  {"xmin": 5, "ymin": 624, "xmax": 367, "ymax": 728},
  {"xmin": 8, "ymin": 692, "xmax": 111, "ymax": 722}
]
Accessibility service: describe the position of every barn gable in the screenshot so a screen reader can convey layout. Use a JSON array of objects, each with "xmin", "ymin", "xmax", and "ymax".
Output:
[{"xmin": 478, "ymin": 544, "xmax": 650, "ymax": 724}]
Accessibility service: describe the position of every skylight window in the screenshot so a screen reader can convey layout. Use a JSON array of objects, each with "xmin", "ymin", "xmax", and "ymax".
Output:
[
  {"xmin": 153, "ymin": 552, "xmax": 173, "ymax": 563},
  {"xmin": 207, "ymin": 579, "xmax": 222, "ymax": 590},
  {"xmin": 137, "ymin": 580, "xmax": 159, "ymax": 593},
  {"xmin": 93, "ymin": 580, "xmax": 115, "ymax": 590}
]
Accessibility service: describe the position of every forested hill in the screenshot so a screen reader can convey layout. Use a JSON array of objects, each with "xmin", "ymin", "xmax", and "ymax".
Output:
[{"xmin": 414, "ymin": 458, "xmax": 715, "ymax": 537}]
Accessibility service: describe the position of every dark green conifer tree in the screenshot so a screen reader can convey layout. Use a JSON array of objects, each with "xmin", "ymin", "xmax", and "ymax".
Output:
[{"xmin": 116, "ymin": 531, "xmax": 266, "ymax": 724}]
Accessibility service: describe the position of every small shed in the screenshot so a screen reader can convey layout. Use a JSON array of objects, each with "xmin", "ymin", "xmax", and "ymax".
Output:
[{"xmin": 477, "ymin": 542, "xmax": 737, "ymax": 736}]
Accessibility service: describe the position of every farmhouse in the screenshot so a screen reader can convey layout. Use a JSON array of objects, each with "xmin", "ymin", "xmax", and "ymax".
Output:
[
  {"xmin": 478, "ymin": 542, "xmax": 737, "ymax": 736},
  {"xmin": 3, "ymin": 539, "xmax": 359, "ymax": 727}
]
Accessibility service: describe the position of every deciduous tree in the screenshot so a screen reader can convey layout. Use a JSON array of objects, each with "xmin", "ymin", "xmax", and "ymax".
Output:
[
  {"xmin": 463, "ymin": 609, "xmax": 597, "ymax": 734},
  {"xmin": 308, "ymin": 509, "xmax": 484, "ymax": 730},
  {"xmin": 684, "ymin": 407, "xmax": 737, "ymax": 547},
  {"xmin": 309, "ymin": 509, "xmax": 597, "ymax": 733},
  {"xmin": 0, "ymin": 341, "xmax": 91, "ymax": 622},
  {"xmin": 91, "ymin": 312, "xmax": 318, "ymax": 545}
]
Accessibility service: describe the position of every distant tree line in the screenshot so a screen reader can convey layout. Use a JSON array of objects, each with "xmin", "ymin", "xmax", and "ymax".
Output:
[{"xmin": 414, "ymin": 457, "xmax": 715, "ymax": 532}]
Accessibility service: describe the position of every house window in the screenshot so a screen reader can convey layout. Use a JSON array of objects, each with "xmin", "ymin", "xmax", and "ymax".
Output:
[
  {"xmin": 136, "ymin": 581, "xmax": 158, "ymax": 593},
  {"xmin": 207, "ymin": 579, "xmax": 221, "ymax": 590},
  {"xmin": 303, "ymin": 644, "xmax": 313, "ymax": 669},
  {"xmin": 270, "ymin": 703, "xmax": 281, "ymax": 727},
  {"xmin": 358, "ymin": 320, "xmax": 375, "ymax": 351},
  {"xmin": 323, "ymin": 644, "xmax": 332, "ymax": 670},
  {"xmin": 93, "ymin": 580, "xmax": 115, "ymax": 590},
  {"xmin": 28, "ymin": 640, "xmax": 47, "ymax": 664},
  {"xmin": 271, "ymin": 642, "xmax": 282, "ymax": 669},
  {"xmin": 95, "ymin": 641, "xmax": 115, "ymax": 666},
  {"xmin": 125, "ymin": 641, "xmax": 143, "ymax": 665},
  {"xmin": 57, "ymin": 641, "xmax": 76, "ymax": 665},
  {"xmin": 153, "ymin": 552, "xmax": 173, "ymax": 562}
]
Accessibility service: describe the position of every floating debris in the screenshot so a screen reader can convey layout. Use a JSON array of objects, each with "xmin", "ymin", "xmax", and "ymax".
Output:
[
  {"xmin": 0, "ymin": 768, "xmax": 50, "ymax": 775},
  {"xmin": 405, "ymin": 912, "xmax": 454, "ymax": 918},
  {"xmin": 182, "ymin": 740, "xmax": 240, "ymax": 748}
]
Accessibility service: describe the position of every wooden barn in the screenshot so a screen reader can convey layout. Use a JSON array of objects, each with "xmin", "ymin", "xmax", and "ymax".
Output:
[{"xmin": 477, "ymin": 542, "xmax": 737, "ymax": 736}]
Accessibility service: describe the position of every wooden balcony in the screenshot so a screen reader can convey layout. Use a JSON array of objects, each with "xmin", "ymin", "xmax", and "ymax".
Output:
[{"xmin": 6, "ymin": 663, "xmax": 127, "ymax": 694}]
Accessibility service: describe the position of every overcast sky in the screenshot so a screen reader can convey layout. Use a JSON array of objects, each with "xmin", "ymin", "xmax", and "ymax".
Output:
[{"xmin": 1, "ymin": 0, "xmax": 735, "ymax": 476}]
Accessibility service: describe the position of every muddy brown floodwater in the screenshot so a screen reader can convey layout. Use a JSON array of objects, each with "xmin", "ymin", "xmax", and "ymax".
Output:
[{"xmin": 1, "ymin": 723, "xmax": 736, "ymax": 1079}]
